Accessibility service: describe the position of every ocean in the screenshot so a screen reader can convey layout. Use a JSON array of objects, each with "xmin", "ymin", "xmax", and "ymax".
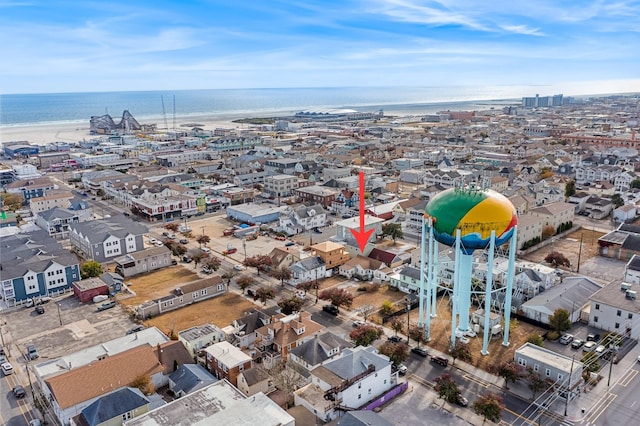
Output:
[{"xmin": 0, "ymin": 85, "xmax": 539, "ymax": 127}]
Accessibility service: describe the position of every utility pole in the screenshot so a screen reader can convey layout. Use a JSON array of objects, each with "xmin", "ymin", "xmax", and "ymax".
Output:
[
  {"xmin": 576, "ymin": 233, "xmax": 583, "ymax": 273},
  {"xmin": 564, "ymin": 353, "xmax": 575, "ymax": 416}
]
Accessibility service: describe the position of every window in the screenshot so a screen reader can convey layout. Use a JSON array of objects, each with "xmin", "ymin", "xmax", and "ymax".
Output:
[
  {"xmin": 594, "ymin": 316, "xmax": 599, "ymax": 323},
  {"xmin": 217, "ymin": 284, "xmax": 224, "ymax": 291},
  {"xmin": 629, "ymin": 313, "xmax": 634, "ymax": 320},
  {"xmin": 558, "ymin": 373, "xmax": 564, "ymax": 381},
  {"xmin": 615, "ymin": 323, "xmax": 620, "ymax": 329},
  {"xmin": 595, "ymin": 303, "xmax": 600, "ymax": 310},
  {"xmin": 358, "ymin": 394, "xmax": 361, "ymax": 400},
  {"xmin": 534, "ymin": 364, "xmax": 539, "ymax": 372},
  {"xmin": 617, "ymin": 310, "xmax": 622, "ymax": 317},
  {"xmin": 358, "ymin": 383, "xmax": 361, "ymax": 389},
  {"xmin": 201, "ymin": 289, "xmax": 207, "ymax": 295},
  {"xmin": 545, "ymin": 369, "xmax": 551, "ymax": 377},
  {"xmin": 122, "ymin": 412, "xmax": 132, "ymax": 421},
  {"xmin": 517, "ymin": 358, "xmax": 526, "ymax": 366}
]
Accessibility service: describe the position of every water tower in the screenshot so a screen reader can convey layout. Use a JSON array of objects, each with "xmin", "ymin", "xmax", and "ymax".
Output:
[{"xmin": 418, "ymin": 187, "xmax": 518, "ymax": 355}]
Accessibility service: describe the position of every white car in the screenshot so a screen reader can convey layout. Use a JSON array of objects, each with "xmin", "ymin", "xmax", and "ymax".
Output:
[
  {"xmin": 1, "ymin": 362, "xmax": 14, "ymax": 376},
  {"xmin": 233, "ymin": 264, "xmax": 245, "ymax": 271},
  {"xmin": 202, "ymin": 247, "xmax": 211, "ymax": 253}
]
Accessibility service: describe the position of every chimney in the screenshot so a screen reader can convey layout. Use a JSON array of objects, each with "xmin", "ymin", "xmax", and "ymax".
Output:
[{"xmin": 157, "ymin": 343, "xmax": 162, "ymax": 365}]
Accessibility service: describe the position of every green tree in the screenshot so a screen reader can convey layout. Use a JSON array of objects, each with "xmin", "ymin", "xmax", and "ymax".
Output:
[
  {"xmin": 277, "ymin": 296, "xmax": 305, "ymax": 315},
  {"xmin": 548, "ymin": 308, "xmax": 572, "ymax": 333},
  {"xmin": 381, "ymin": 223, "xmax": 404, "ymax": 243},
  {"xmin": 390, "ymin": 317, "xmax": 403, "ymax": 336},
  {"xmin": 489, "ymin": 360, "xmax": 522, "ymax": 390},
  {"xmin": 377, "ymin": 341, "xmax": 409, "ymax": 366},
  {"xmin": 80, "ymin": 261, "xmax": 103, "ymax": 278},
  {"xmin": 255, "ymin": 287, "xmax": 276, "ymax": 305},
  {"xmin": 236, "ymin": 275, "xmax": 254, "ymax": 294},
  {"xmin": 565, "ymin": 180, "xmax": 576, "ymax": 198},
  {"xmin": 631, "ymin": 178, "xmax": 640, "ymax": 189},
  {"xmin": 449, "ymin": 341, "xmax": 472, "ymax": 366},
  {"xmin": 526, "ymin": 333, "xmax": 544, "ymax": 347},
  {"xmin": 434, "ymin": 373, "xmax": 462, "ymax": 405},
  {"xmin": 191, "ymin": 251, "xmax": 205, "ymax": 269},
  {"xmin": 581, "ymin": 351, "xmax": 601, "ymax": 374},
  {"xmin": 349, "ymin": 324, "xmax": 383, "ymax": 347},
  {"xmin": 473, "ymin": 393, "xmax": 504, "ymax": 424},
  {"xmin": 409, "ymin": 325, "xmax": 428, "ymax": 348},
  {"xmin": 611, "ymin": 193, "xmax": 624, "ymax": 208},
  {"xmin": 319, "ymin": 288, "xmax": 354, "ymax": 309}
]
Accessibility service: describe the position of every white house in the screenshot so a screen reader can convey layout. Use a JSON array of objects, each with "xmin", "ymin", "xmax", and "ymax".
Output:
[
  {"xmin": 293, "ymin": 346, "xmax": 395, "ymax": 422},
  {"xmin": 289, "ymin": 256, "xmax": 326, "ymax": 286},
  {"xmin": 279, "ymin": 204, "xmax": 327, "ymax": 235},
  {"xmin": 589, "ymin": 281, "xmax": 640, "ymax": 339},
  {"xmin": 624, "ymin": 254, "xmax": 640, "ymax": 284}
]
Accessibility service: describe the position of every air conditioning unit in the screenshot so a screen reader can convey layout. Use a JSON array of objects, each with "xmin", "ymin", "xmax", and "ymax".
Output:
[
  {"xmin": 626, "ymin": 290, "xmax": 637, "ymax": 300},
  {"xmin": 621, "ymin": 282, "xmax": 632, "ymax": 291}
]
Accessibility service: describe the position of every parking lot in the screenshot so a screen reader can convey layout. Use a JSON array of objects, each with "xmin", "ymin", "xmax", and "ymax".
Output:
[{"xmin": 2, "ymin": 294, "xmax": 138, "ymax": 362}]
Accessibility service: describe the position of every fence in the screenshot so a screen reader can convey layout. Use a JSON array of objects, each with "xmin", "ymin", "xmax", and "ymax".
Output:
[{"xmin": 361, "ymin": 381, "xmax": 409, "ymax": 411}]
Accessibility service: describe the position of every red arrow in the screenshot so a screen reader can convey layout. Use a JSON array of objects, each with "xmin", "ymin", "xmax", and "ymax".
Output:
[{"xmin": 350, "ymin": 171, "xmax": 374, "ymax": 253}]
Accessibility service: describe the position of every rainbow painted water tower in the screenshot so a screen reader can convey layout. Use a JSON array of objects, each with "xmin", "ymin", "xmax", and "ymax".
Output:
[{"xmin": 418, "ymin": 187, "xmax": 518, "ymax": 355}]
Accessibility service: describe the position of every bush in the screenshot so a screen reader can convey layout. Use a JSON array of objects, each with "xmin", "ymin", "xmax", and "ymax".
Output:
[
  {"xmin": 547, "ymin": 331, "xmax": 560, "ymax": 341},
  {"xmin": 357, "ymin": 285, "xmax": 369, "ymax": 292}
]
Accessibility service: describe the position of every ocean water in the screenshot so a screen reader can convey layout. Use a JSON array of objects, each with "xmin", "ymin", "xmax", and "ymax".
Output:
[{"xmin": 0, "ymin": 86, "xmax": 537, "ymax": 127}]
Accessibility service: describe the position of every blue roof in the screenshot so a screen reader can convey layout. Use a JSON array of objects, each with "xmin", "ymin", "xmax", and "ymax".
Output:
[
  {"xmin": 169, "ymin": 364, "xmax": 217, "ymax": 395},
  {"xmin": 80, "ymin": 387, "xmax": 149, "ymax": 426}
]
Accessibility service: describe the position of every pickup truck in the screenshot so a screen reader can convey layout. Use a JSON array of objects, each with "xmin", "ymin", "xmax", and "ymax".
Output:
[
  {"xmin": 223, "ymin": 229, "xmax": 235, "ymax": 236},
  {"xmin": 222, "ymin": 248, "xmax": 237, "ymax": 256}
]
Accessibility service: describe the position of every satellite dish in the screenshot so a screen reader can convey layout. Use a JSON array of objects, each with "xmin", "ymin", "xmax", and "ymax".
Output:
[{"xmin": 308, "ymin": 209, "xmax": 316, "ymax": 217}]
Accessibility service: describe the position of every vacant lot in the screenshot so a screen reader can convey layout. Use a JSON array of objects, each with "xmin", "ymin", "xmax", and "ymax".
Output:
[
  {"xmin": 344, "ymin": 284, "xmax": 409, "ymax": 322},
  {"xmin": 118, "ymin": 267, "xmax": 200, "ymax": 306},
  {"xmin": 522, "ymin": 228, "xmax": 604, "ymax": 270},
  {"xmin": 142, "ymin": 292, "xmax": 258, "ymax": 336}
]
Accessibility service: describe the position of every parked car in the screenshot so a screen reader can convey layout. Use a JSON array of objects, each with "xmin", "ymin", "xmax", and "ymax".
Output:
[
  {"xmin": 313, "ymin": 228, "xmax": 322, "ymax": 234},
  {"xmin": 587, "ymin": 333, "xmax": 601, "ymax": 342},
  {"xmin": 388, "ymin": 335, "xmax": 403, "ymax": 343},
  {"xmin": 431, "ymin": 355, "xmax": 449, "ymax": 367},
  {"xmin": 559, "ymin": 334, "xmax": 574, "ymax": 345},
  {"xmin": 274, "ymin": 235, "xmax": 286, "ymax": 241},
  {"xmin": 285, "ymin": 241, "xmax": 295, "ymax": 246},
  {"xmin": 322, "ymin": 304, "xmax": 339, "ymax": 316},
  {"xmin": 29, "ymin": 420, "xmax": 42, "ymax": 426},
  {"xmin": 171, "ymin": 259, "xmax": 178, "ymax": 266},
  {"xmin": 35, "ymin": 306, "xmax": 45, "ymax": 315},
  {"xmin": 27, "ymin": 344, "xmax": 39, "ymax": 360},
  {"xmin": 571, "ymin": 339, "xmax": 584, "ymax": 349},
  {"xmin": 411, "ymin": 347, "xmax": 429, "ymax": 357},
  {"xmin": 222, "ymin": 248, "xmax": 237, "ymax": 255},
  {"xmin": 583, "ymin": 341, "xmax": 597, "ymax": 352},
  {"xmin": 352, "ymin": 321, "xmax": 365, "ymax": 328},
  {"xmin": 233, "ymin": 264, "xmax": 245, "ymax": 271},
  {"xmin": 202, "ymin": 266, "xmax": 213, "ymax": 274},
  {"xmin": 179, "ymin": 238, "xmax": 189, "ymax": 244},
  {"xmin": 595, "ymin": 345, "xmax": 606, "ymax": 356},
  {"xmin": 13, "ymin": 385, "xmax": 26, "ymax": 399},
  {"xmin": 396, "ymin": 364, "xmax": 408, "ymax": 376},
  {"xmin": 455, "ymin": 396, "xmax": 469, "ymax": 407},
  {"xmin": 183, "ymin": 256, "xmax": 192, "ymax": 263},
  {"xmin": 201, "ymin": 247, "xmax": 211, "ymax": 253},
  {"xmin": 1, "ymin": 362, "xmax": 14, "ymax": 375},
  {"xmin": 97, "ymin": 301, "xmax": 116, "ymax": 311}
]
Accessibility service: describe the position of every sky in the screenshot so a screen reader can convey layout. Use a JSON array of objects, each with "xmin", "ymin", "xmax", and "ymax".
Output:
[{"xmin": 1, "ymin": 0, "xmax": 640, "ymax": 95}]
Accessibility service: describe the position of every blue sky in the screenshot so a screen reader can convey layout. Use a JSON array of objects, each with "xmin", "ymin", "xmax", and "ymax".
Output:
[{"xmin": 1, "ymin": 0, "xmax": 639, "ymax": 94}]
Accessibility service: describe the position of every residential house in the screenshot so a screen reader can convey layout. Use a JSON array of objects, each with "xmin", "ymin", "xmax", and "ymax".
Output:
[
  {"xmin": 289, "ymin": 256, "xmax": 326, "ymax": 286},
  {"xmin": 514, "ymin": 264, "xmax": 557, "ymax": 300},
  {"xmin": 178, "ymin": 324, "xmax": 226, "ymax": 358},
  {"xmin": 589, "ymin": 281, "xmax": 640, "ymax": 339},
  {"xmin": 520, "ymin": 277, "xmax": 603, "ymax": 324},
  {"xmin": 0, "ymin": 230, "xmax": 80, "ymax": 306},
  {"xmin": 567, "ymin": 191, "xmax": 591, "ymax": 213},
  {"xmin": 5, "ymin": 176, "xmax": 57, "ymax": 204},
  {"xmin": 333, "ymin": 189, "xmax": 359, "ymax": 210},
  {"xmin": 35, "ymin": 207, "xmax": 83, "ymax": 239},
  {"xmin": 279, "ymin": 204, "xmax": 327, "ymax": 235},
  {"xmin": 168, "ymin": 364, "xmax": 218, "ymax": 398},
  {"xmin": 368, "ymin": 247, "xmax": 408, "ymax": 268},
  {"xmin": 268, "ymin": 247, "xmax": 302, "ymax": 272},
  {"xmin": 29, "ymin": 191, "xmax": 74, "ymax": 215},
  {"xmin": 311, "ymin": 241, "xmax": 351, "ymax": 270},
  {"xmin": 204, "ymin": 341, "xmax": 253, "ymax": 387},
  {"xmin": 70, "ymin": 387, "xmax": 150, "ymax": 426},
  {"xmin": 289, "ymin": 332, "xmax": 353, "ymax": 372},
  {"xmin": 293, "ymin": 346, "xmax": 395, "ymax": 422},
  {"xmin": 514, "ymin": 343, "xmax": 583, "ymax": 401},
  {"xmin": 404, "ymin": 199, "xmax": 429, "ymax": 231},
  {"xmin": 254, "ymin": 311, "xmax": 324, "ymax": 360},
  {"xmin": 339, "ymin": 255, "xmax": 388, "ymax": 283},
  {"xmin": 137, "ymin": 276, "xmax": 227, "ymax": 319},
  {"xmin": 584, "ymin": 195, "xmax": 613, "ymax": 219},
  {"xmin": 69, "ymin": 215, "xmax": 147, "ymax": 262},
  {"xmin": 624, "ymin": 254, "xmax": 640, "ymax": 284},
  {"xmin": 223, "ymin": 306, "xmax": 280, "ymax": 350},
  {"xmin": 389, "ymin": 266, "xmax": 421, "ymax": 294},
  {"xmin": 123, "ymin": 380, "xmax": 294, "ymax": 426},
  {"xmin": 44, "ymin": 344, "xmax": 166, "ymax": 426},
  {"xmin": 236, "ymin": 368, "xmax": 272, "ymax": 397},
  {"xmin": 113, "ymin": 245, "xmax": 173, "ymax": 277},
  {"xmin": 613, "ymin": 204, "xmax": 637, "ymax": 224}
]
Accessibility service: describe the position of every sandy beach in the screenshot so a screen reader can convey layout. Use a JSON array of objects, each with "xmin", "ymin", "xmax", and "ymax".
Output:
[{"xmin": 0, "ymin": 115, "xmax": 253, "ymax": 146}]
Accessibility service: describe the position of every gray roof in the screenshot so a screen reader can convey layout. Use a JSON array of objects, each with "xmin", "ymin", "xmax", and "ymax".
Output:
[
  {"xmin": 337, "ymin": 411, "xmax": 394, "ymax": 426},
  {"xmin": 289, "ymin": 332, "xmax": 352, "ymax": 366},
  {"xmin": 627, "ymin": 254, "xmax": 640, "ymax": 272},
  {"xmin": 321, "ymin": 346, "xmax": 389, "ymax": 382},
  {"xmin": 0, "ymin": 231, "xmax": 79, "ymax": 281},
  {"xmin": 291, "ymin": 256, "xmax": 325, "ymax": 274},
  {"xmin": 79, "ymin": 387, "xmax": 149, "ymax": 426},
  {"xmin": 399, "ymin": 266, "xmax": 421, "ymax": 281},
  {"xmin": 70, "ymin": 215, "xmax": 147, "ymax": 244},
  {"xmin": 169, "ymin": 364, "xmax": 217, "ymax": 395},
  {"xmin": 37, "ymin": 207, "xmax": 76, "ymax": 221},
  {"xmin": 522, "ymin": 276, "xmax": 603, "ymax": 315}
]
